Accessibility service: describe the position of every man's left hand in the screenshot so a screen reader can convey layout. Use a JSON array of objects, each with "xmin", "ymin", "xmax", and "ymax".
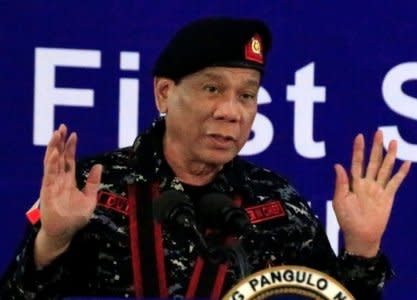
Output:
[{"xmin": 332, "ymin": 130, "xmax": 411, "ymax": 257}]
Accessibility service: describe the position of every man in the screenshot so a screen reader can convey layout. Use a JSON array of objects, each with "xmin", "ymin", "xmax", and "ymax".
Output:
[{"xmin": 0, "ymin": 17, "xmax": 411, "ymax": 299}]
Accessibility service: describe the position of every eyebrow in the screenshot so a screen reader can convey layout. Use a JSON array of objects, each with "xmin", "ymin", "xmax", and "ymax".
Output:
[{"xmin": 199, "ymin": 71, "xmax": 260, "ymax": 87}]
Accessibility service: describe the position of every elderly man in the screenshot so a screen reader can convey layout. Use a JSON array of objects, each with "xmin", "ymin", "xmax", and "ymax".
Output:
[{"xmin": 0, "ymin": 17, "xmax": 410, "ymax": 299}]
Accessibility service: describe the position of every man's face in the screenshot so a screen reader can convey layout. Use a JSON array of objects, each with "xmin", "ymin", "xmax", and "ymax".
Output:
[{"xmin": 155, "ymin": 67, "xmax": 260, "ymax": 167}]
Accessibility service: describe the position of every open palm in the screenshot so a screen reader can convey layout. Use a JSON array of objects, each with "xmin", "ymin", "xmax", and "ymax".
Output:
[
  {"xmin": 333, "ymin": 131, "xmax": 411, "ymax": 257},
  {"xmin": 39, "ymin": 124, "xmax": 102, "ymax": 245}
]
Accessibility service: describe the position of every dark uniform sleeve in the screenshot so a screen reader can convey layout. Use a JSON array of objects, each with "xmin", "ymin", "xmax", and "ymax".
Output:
[
  {"xmin": 0, "ymin": 159, "xmax": 104, "ymax": 300},
  {"xmin": 0, "ymin": 226, "xmax": 68, "ymax": 300},
  {"xmin": 0, "ymin": 223, "xmax": 101, "ymax": 300},
  {"xmin": 307, "ymin": 221, "xmax": 392, "ymax": 300}
]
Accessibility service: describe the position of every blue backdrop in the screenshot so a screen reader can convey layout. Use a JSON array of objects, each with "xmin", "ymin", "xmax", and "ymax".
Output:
[{"xmin": 1, "ymin": 1, "xmax": 416, "ymax": 299}]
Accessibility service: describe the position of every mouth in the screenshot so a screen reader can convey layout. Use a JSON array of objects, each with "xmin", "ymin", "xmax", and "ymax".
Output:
[{"xmin": 208, "ymin": 134, "xmax": 236, "ymax": 148}]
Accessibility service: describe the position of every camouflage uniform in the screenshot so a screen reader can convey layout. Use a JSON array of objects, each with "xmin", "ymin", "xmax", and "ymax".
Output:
[{"xmin": 0, "ymin": 118, "xmax": 391, "ymax": 300}]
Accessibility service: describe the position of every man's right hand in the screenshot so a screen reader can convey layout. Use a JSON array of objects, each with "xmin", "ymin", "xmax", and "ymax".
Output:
[{"xmin": 34, "ymin": 124, "xmax": 102, "ymax": 269}]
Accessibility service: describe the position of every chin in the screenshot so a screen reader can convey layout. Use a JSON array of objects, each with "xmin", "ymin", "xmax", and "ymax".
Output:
[{"xmin": 202, "ymin": 151, "xmax": 236, "ymax": 166}]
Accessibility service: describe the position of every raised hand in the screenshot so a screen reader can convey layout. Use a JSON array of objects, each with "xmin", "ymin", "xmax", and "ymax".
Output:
[
  {"xmin": 34, "ymin": 124, "xmax": 102, "ymax": 268},
  {"xmin": 332, "ymin": 130, "xmax": 411, "ymax": 257}
]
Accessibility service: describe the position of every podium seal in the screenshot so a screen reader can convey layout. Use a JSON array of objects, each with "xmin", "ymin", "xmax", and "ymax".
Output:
[{"xmin": 222, "ymin": 265, "xmax": 354, "ymax": 300}]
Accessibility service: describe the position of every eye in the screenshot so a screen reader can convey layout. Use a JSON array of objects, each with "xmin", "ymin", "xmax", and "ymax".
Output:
[
  {"xmin": 240, "ymin": 93, "xmax": 256, "ymax": 102},
  {"xmin": 203, "ymin": 85, "xmax": 220, "ymax": 94}
]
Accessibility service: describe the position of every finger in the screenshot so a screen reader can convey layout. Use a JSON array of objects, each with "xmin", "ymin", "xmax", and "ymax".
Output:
[
  {"xmin": 58, "ymin": 152, "xmax": 65, "ymax": 176},
  {"xmin": 42, "ymin": 148, "xmax": 60, "ymax": 186},
  {"xmin": 63, "ymin": 132, "xmax": 78, "ymax": 189},
  {"xmin": 333, "ymin": 164, "xmax": 350, "ymax": 202},
  {"xmin": 83, "ymin": 164, "xmax": 103, "ymax": 201},
  {"xmin": 64, "ymin": 132, "xmax": 77, "ymax": 173},
  {"xmin": 57, "ymin": 124, "xmax": 68, "ymax": 174},
  {"xmin": 365, "ymin": 130, "xmax": 383, "ymax": 180},
  {"xmin": 376, "ymin": 140, "xmax": 397, "ymax": 187},
  {"xmin": 43, "ymin": 130, "xmax": 61, "ymax": 167},
  {"xmin": 57, "ymin": 124, "xmax": 68, "ymax": 153},
  {"xmin": 385, "ymin": 160, "xmax": 411, "ymax": 197},
  {"xmin": 351, "ymin": 134, "xmax": 365, "ymax": 179},
  {"xmin": 43, "ymin": 124, "xmax": 67, "ymax": 167}
]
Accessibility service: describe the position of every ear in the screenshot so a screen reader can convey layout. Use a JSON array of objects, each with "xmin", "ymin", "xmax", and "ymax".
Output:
[{"xmin": 154, "ymin": 77, "xmax": 174, "ymax": 114}]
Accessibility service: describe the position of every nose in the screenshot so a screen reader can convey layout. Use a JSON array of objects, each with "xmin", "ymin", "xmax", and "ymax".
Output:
[{"xmin": 212, "ymin": 93, "xmax": 241, "ymax": 122}]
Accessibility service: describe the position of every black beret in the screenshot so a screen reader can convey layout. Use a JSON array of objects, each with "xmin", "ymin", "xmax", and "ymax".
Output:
[{"xmin": 153, "ymin": 17, "xmax": 272, "ymax": 81}]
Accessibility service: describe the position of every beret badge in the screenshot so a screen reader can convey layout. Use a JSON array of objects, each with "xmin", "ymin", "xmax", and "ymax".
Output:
[{"xmin": 245, "ymin": 34, "xmax": 263, "ymax": 64}]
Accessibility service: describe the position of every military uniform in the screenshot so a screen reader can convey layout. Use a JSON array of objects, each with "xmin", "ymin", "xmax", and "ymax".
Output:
[{"xmin": 0, "ymin": 118, "xmax": 391, "ymax": 300}]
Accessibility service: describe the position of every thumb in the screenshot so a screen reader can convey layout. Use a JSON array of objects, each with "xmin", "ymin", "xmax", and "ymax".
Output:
[{"xmin": 83, "ymin": 164, "xmax": 103, "ymax": 199}]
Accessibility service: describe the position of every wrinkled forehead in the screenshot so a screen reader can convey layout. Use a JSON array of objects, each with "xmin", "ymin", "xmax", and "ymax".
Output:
[{"xmin": 180, "ymin": 66, "xmax": 262, "ymax": 87}]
